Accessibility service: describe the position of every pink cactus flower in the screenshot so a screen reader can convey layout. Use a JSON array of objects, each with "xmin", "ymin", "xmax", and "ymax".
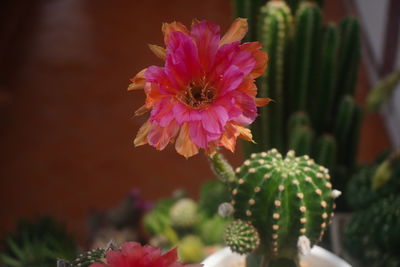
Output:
[
  {"xmin": 90, "ymin": 242, "xmax": 201, "ymax": 267},
  {"xmin": 129, "ymin": 18, "xmax": 269, "ymax": 158}
]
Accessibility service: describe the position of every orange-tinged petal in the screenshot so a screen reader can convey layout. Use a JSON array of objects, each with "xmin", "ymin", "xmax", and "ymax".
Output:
[
  {"xmin": 162, "ymin": 21, "xmax": 190, "ymax": 45},
  {"xmin": 220, "ymin": 123, "xmax": 240, "ymax": 153},
  {"xmin": 219, "ymin": 18, "xmax": 248, "ymax": 47},
  {"xmin": 134, "ymin": 105, "xmax": 150, "ymax": 116},
  {"xmin": 237, "ymin": 78, "xmax": 257, "ymax": 97},
  {"xmin": 134, "ymin": 120, "xmax": 152, "ymax": 146},
  {"xmin": 175, "ymin": 123, "xmax": 199, "ymax": 158},
  {"xmin": 236, "ymin": 125, "xmax": 255, "ymax": 142},
  {"xmin": 148, "ymin": 44, "xmax": 166, "ymax": 60},
  {"xmin": 128, "ymin": 68, "xmax": 147, "ymax": 91},
  {"xmin": 240, "ymin": 42, "xmax": 268, "ymax": 79},
  {"xmin": 256, "ymin": 97, "xmax": 272, "ymax": 107}
]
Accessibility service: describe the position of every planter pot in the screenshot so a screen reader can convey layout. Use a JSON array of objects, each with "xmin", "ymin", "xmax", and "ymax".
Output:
[{"xmin": 201, "ymin": 246, "xmax": 351, "ymax": 267}]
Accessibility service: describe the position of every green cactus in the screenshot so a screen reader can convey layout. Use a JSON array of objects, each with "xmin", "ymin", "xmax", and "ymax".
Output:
[
  {"xmin": 177, "ymin": 235, "xmax": 205, "ymax": 263},
  {"xmin": 232, "ymin": 0, "xmax": 362, "ymax": 211},
  {"xmin": 311, "ymin": 23, "xmax": 339, "ymax": 131},
  {"xmin": 256, "ymin": 0, "xmax": 292, "ymax": 152},
  {"xmin": 70, "ymin": 248, "xmax": 106, "ymax": 267},
  {"xmin": 226, "ymin": 149, "xmax": 336, "ymax": 266},
  {"xmin": 199, "ymin": 179, "xmax": 230, "ymax": 217},
  {"xmin": 313, "ymin": 134, "xmax": 336, "ymax": 170},
  {"xmin": 289, "ymin": 1, "xmax": 321, "ymax": 113},
  {"xmin": 199, "ymin": 215, "xmax": 228, "ymax": 245},
  {"xmin": 225, "ymin": 220, "xmax": 260, "ymax": 255},
  {"xmin": 344, "ymin": 195, "xmax": 400, "ymax": 266},
  {"xmin": 336, "ymin": 17, "xmax": 360, "ymax": 98},
  {"xmin": 346, "ymin": 150, "xmax": 400, "ymax": 210},
  {"xmin": 170, "ymin": 198, "xmax": 199, "ymax": 229},
  {"xmin": 288, "ymin": 125, "xmax": 314, "ymax": 156}
]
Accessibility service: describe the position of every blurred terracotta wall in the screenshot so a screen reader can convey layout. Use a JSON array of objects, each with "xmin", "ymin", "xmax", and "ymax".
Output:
[{"xmin": 0, "ymin": 0, "xmax": 390, "ymax": 245}]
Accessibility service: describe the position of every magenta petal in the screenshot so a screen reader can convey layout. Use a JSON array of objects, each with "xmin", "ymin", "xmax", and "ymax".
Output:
[
  {"xmin": 232, "ymin": 91, "xmax": 257, "ymax": 125},
  {"xmin": 189, "ymin": 121, "xmax": 208, "ymax": 148},
  {"xmin": 209, "ymin": 42, "xmax": 240, "ymax": 82},
  {"xmin": 145, "ymin": 66, "xmax": 177, "ymax": 95},
  {"xmin": 216, "ymin": 95, "xmax": 242, "ymax": 119},
  {"xmin": 166, "ymin": 31, "xmax": 201, "ymax": 85},
  {"xmin": 191, "ymin": 20, "xmax": 221, "ymax": 72},
  {"xmin": 201, "ymin": 105, "xmax": 228, "ymax": 134},
  {"xmin": 150, "ymin": 98, "xmax": 175, "ymax": 127},
  {"xmin": 231, "ymin": 50, "xmax": 256, "ymax": 77},
  {"xmin": 172, "ymin": 103, "xmax": 202, "ymax": 124},
  {"xmin": 217, "ymin": 65, "xmax": 244, "ymax": 95}
]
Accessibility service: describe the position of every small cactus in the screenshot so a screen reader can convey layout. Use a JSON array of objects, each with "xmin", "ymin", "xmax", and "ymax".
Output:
[
  {"xmin": 72, "ymin": 248, "xmax": 106, "ymax": 267},
  {"xmin": 226, "ymin": 149, "xmax": 337, "ymax": 265},
  {"xmin": 177, "ymin": 235, "xmax": 205, "ymax": 263},
  {"xmin": 224, "ymin": 219, "xmax": 260, "ymax": 255},
  {"xmin": 170, "ymin": 198, "xmax": 199, "ymax": 229}
]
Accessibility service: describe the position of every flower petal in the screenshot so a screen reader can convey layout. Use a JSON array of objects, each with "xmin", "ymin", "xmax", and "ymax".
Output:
[
  {"xmin": 237, "ymin": 124, "xmax": 254, "ymax": 142},
  {"xmin": 189, "ymin": 121, "xmax": 209, "ymax": 148},
  {"xmin": 256, "ymin": 97, "xmax": 272, "ymax": 107},
  {"xmin": 128, "ymin": 68, "xmax": 147, "ymax": 91},
  {"xmin": 134, "ymin": 120, "xmax": 152, "ymax": 146},
  {"xmin": 172, "ymin": 103, "xmax": 202, "ymax": 124},
  {"xmin": 191, "ymin": 20, "xmax": 220, "ymax": 71},
  {"xmin": 166, "ymin": 31, "xmax": 202, "ymax": 87},
  {"xmin": 220, "ymin": 122, "xmax": 240, "ymax": 152},
  {"xmin": 147, "ymin": 121, "xmax": 179, "ymax": 150},
  {"xmin": 232, "ymin": 91, "xmax": 257, "ymax": 125},
  {"xmin": 201, "ymin": 105, "xmax": 228, "ymax": 134},
  {"xmin": 134, "ymin": 104, "xmax": 150, "ymax": 116},
  {"xmin": 175, "ymin": 123, "xmax": 199, "ymax": 158},
  {"xmin": 217, "ymin": 65, "xmax": 245, "ymax": 95},
  {"xmin": 146, "ymin": 66, "xmax": 178, "ymax": 95},
  {"xmin": 148, "ymin": 44, "xmax": 166, "ymax": 60},
  {"xmin": 240, "ymin": 42, "xmax": 268, "ymax": 79},
  {"xmin": 219, "ymin": 18, "xmax": 248, "ymax": 47},
  {"xmin": 162, "ymin": 21, "xmax": 190, "ymax": 45},
  {"xmin": 150, "ymin": 97, "xmax": 175, "ymax": 126}
]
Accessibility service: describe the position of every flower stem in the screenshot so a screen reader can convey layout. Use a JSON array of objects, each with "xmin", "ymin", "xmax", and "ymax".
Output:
[{"xmin": 208, "ymin": 150, "xmax": 236, "ymax": 184}]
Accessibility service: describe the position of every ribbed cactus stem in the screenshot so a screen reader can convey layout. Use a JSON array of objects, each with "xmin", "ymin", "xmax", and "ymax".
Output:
[
  {"xmin": 334, "ymin": 95, "xmax": 355, "ymax": 165},
  {"xmin": 336, "ymin": 17, "xmax": 360, "ymax": 98},
  {"xmin": 287, "ymin": 111, "xmax": 310, "ymax": 134},
  {"xmin": 312, "ymin": 23, "xmax": 339, "ymax": 132},
  {"xmin": 289, "ymin": 2, "xmax": 321, "ymax": 112},
  {"xmin": 233, "ymin": 0, "xmax": 264, "ymax": 41},
  {"xmin": 258, "ymin": 0, "xmax": 292, "ymax": 152},
  {"xmin": 313, "ymin": 134, "xmax": 337, "ymax": 170},
  {"xmin": 227, "ymin": 149, "xmax": 336, "ymax": 265},
  {"xmin": 288, "ymin": 126, "xmax": 314, "ymax": 156}
]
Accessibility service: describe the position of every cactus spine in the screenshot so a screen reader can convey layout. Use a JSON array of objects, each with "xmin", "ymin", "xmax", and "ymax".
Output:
[{"xmin": 225, "ymin": 149, "xmax": 336, "ymax": 266}]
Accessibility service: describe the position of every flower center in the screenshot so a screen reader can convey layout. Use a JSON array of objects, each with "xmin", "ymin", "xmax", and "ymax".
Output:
[{"xmin": 180, "ymin": 82, "xmax": 215, "ymax": 109}]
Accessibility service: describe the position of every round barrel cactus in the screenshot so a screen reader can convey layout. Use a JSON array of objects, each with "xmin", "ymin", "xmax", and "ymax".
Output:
[{"xmin": 225, "ymin": 149, "xmax": 337, "ymax": 265}]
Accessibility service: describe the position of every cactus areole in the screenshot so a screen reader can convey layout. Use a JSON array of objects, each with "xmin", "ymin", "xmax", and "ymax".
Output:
[{"xmin": 225, "ymin": 149, "xmax": 337, "ymax": 266}]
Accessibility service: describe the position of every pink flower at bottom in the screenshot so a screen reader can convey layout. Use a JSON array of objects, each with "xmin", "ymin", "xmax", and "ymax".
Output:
[
  {"xmin": 129, "ymin": 18, "xmax": 270, "ymax": 158},
  {"xmin": 90, "ymin": 242, "xmax": 202, "ymax": 267}
]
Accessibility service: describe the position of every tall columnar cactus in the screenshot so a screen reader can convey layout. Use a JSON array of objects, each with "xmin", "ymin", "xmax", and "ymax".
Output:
[
  {"xmin": 233, "ymin": 0, "xmax": 362, "ymax": 206},
  {"xmin": 289, "ymin": 1, "xmax": 321, "ymax": 113},
  {"xmin": 224, "ymin": 149, "xmax": 338, "ymax": 266}
]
